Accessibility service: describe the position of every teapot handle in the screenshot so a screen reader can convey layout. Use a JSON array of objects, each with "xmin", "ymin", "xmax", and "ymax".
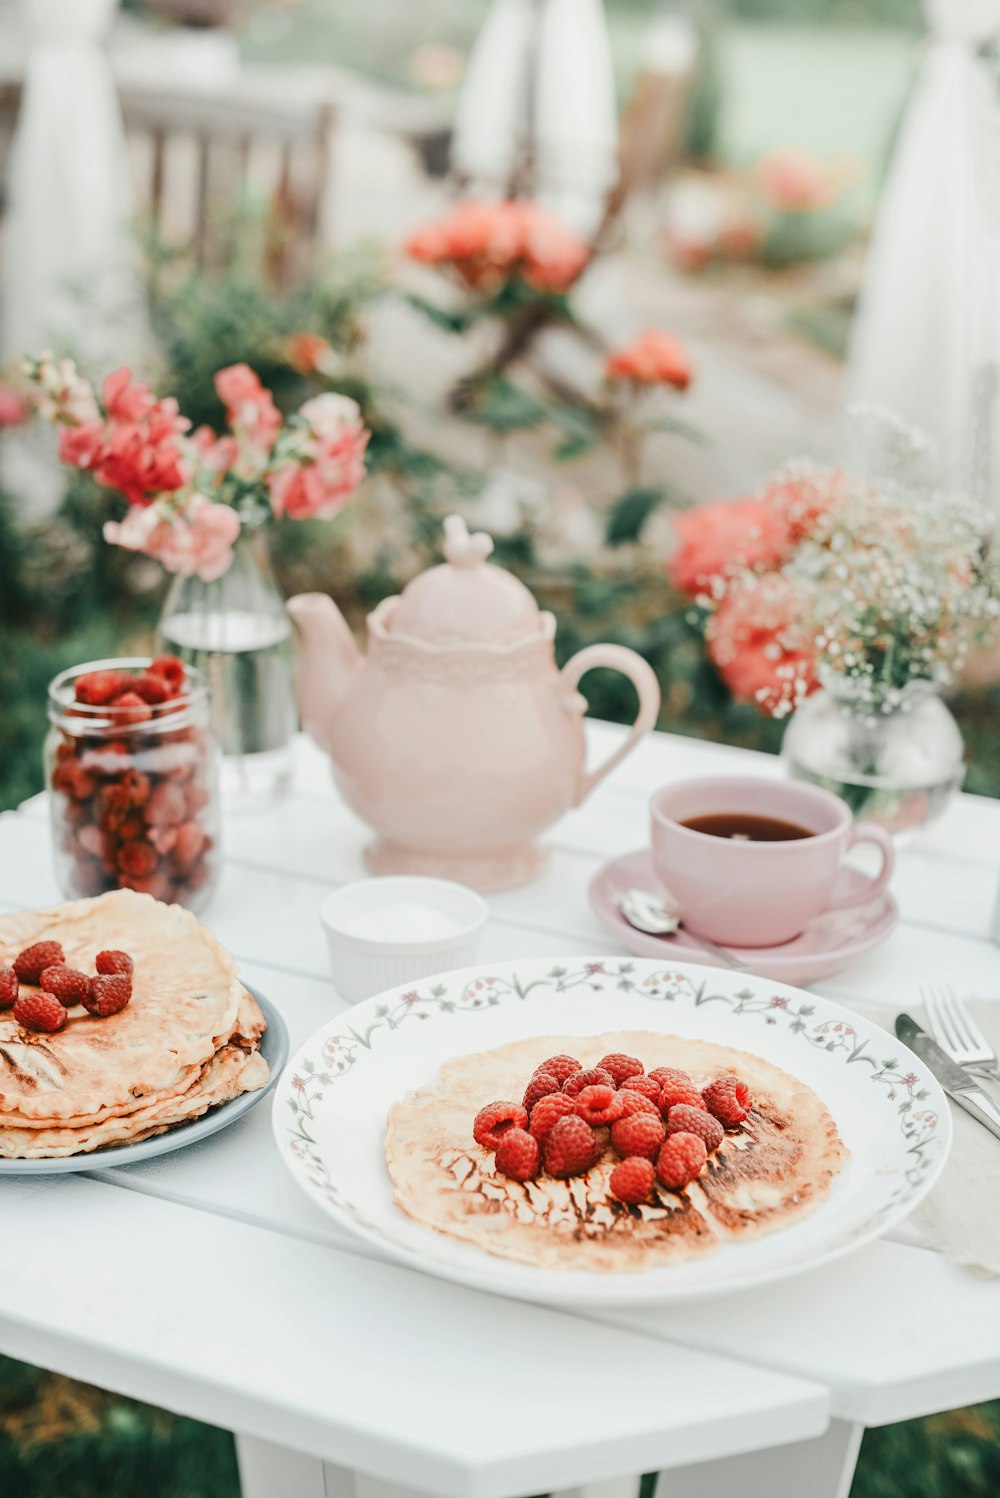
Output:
[{"xmin": 560, "ymin": 644, "xmax": 661, "ymax": 807}]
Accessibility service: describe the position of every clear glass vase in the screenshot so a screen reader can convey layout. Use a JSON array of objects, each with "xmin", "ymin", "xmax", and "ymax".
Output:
[
  {"xmin": 781, "ymin": 677, "xmax": 965, "ymax": 836},
  {"xmin": 157, "ymin": 529, "xmax": 297, "ymax": 811}
]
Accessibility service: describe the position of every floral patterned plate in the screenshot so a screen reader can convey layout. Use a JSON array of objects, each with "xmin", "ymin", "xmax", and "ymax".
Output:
[{"xmin": 272, "ymin": 957, "xmax": 950, "ymax": 1307}]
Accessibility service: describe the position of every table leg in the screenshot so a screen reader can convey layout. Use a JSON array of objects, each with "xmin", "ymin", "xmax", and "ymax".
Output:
[
  {"xmin": 656, "ymin": 1419, "xmax": 863, "ymax": 1498},
  {"xmin": 235, "ymin": 1433, "xmax": 327, "ymax": 1498}
]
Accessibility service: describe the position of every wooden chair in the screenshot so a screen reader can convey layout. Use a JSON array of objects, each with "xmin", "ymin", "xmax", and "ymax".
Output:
[{"xmin": 0, "ymin": 67, "xmax": 335, "ymax": 290}]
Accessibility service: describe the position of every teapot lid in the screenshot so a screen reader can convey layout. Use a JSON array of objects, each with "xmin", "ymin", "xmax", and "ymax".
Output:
[{"xmin": 385, "ymin": 515, "xmax": 544, "ymax": 646}]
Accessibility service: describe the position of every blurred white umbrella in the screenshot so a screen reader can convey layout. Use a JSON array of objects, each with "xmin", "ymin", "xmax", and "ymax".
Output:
[
  {"xmin": 846, "ymin": 0, "xmax": 1000, "ymax": 507},
  {"xmin": 1, "ymin": 0, "xmax": 148, "ymax": 374},
  {"xmin": 450, "ymin": 0, "xmax": 618, "ymax": 238},
  {"xmin": 1, "ymin": 0, "xmax": 150, "ymax": 512}
]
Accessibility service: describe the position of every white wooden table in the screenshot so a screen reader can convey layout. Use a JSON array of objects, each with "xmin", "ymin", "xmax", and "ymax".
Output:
[{"xmin": 4, "ymin": 722, "xmax": 1000, "ymax": 1498}]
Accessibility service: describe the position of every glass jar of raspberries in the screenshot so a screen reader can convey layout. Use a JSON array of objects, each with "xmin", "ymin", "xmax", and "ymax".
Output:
[{"xmin": 45, "ymin": 656, "xmax": 221, "ymax": 913}]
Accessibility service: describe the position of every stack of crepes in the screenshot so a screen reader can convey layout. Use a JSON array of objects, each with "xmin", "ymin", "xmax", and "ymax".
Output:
[{"xmin": 0, "ymin": 890, "xmax": 268, "ymax": 1158}]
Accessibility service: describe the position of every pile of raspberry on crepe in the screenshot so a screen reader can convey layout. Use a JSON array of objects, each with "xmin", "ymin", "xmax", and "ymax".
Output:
[
  {"xmin": 0, "ymin": 889, "xmax": 268, "ymax": 1158},
  {"xmin": 385, "ymin": 1031, "xmax": 847, "ymax": 1273}
]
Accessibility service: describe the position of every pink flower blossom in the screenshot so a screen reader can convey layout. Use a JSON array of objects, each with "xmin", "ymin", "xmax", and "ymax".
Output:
[
  {"xmin": 757, "ymin": 149, "xmax": 833, "ymax": 212},
  {"xmin": 192, "ymin": 424, "xmax": 239, "ymax": 473},
  {"xmin": 0, "ymin": 384, "xmax": 28, "ymax": 427},
  {"xmin": 103, "ymin": 367, "xmax": 156, "ymax": 424},
  {"xmin": 269, "ymin": 394, "xmax": 369, "ymax": 521},
  {"xmin": 58, "ymin": 421, "xmax": 105, "ymax": 470},
  {"xmin": 215, "ymin": 363, "xmax": 281, "ymax": 455},
  {"xmin": 406, "ymin": 199, "xmax": 589, "ymax": 295},
  {"xmin": 606, "ymin": 331, "xmax": 693, "ymax": 389},
  {"xmin": 105, "ymin": 494, "xmax": 240, "ymax": 581}
]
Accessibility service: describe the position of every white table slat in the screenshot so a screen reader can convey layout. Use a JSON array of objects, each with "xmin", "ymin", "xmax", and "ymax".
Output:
[
  {"xmin": 0, "ymin": 1178, "xmax": 828, "ymax": 1497},
  {"xmin": 590, "ymin": 1237, "xmax": 1000, "ymax": 1428}
]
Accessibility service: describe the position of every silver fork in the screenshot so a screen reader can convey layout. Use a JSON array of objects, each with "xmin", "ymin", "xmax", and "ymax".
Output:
[{"xmin": 921, "ymin": 984, "xmax": 999, "ymax": 1079}]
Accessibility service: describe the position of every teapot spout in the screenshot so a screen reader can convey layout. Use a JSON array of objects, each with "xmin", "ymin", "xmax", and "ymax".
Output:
[{"xmin": 286, "ymin": 592, "xmax": 361, "ymax": 752}]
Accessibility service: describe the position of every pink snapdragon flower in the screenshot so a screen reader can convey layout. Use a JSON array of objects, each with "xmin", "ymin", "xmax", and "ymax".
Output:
[
  {"xmin": 105, "ymin": 493, "xmax": 241, "ymax": 582},
  {"xmin": 269, "ymin": 393, "xmax": 369, "ymax": 521},
  {"xmin": 215, "ymin": 363, "xmax": 282, "ymax": 457}
]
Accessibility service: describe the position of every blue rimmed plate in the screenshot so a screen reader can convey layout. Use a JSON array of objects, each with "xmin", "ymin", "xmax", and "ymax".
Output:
[{"xmin": 0, "ymin": 984, "xmax": 287, "ymax": 1174}]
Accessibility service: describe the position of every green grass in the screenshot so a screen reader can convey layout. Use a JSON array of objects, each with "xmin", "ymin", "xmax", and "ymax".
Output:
[{"xmin": 2, "ymin": 1353, "xmax": 1000, "ymax": 1497}]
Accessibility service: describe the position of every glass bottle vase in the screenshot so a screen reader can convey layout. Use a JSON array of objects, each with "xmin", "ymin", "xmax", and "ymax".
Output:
[
  {"xmin": 781, "ymin": 678, "xmax": 965, "ymax": 836},
  {"xmin": 157, "ymin": 530, "xmax": 297, "ymax": 810}
]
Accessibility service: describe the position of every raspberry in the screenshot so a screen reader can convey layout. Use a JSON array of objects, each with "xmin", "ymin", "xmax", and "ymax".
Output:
[
  {"xmin": 658, "ymin": 1078, "xmax": 707, "ymax": 1116},
  {"xmin": 131, "ymin": 673, "xmax": 171, "ymax": 705},
  {"xmin": 574, "ymin": 1084, "xmax": 625, "ymax": 1127},
  {"xmin": 543, "ymin": 1115, "xmax": 602, "ymax": 1178},
  {"xmin": 702, "ymin": 1076, "xmax": 754, "ymax": 1128},
  {"xmin": 118, "ymin": 840, "xmax": 158, "ymax": 879},
  {"xmin": 149, "ymin": 826, "xmax": 178, "ymax": 857},
  {"xmin": 110, "ymin": 691, "xmax": 154, "ymax": 724},
  {"xmin": 528, "ymin": 1092, "xmax": 577, "ymax": 1144},
  {"xmin": 14, "ymin": 941, "xmax": 65, "ymax": 983},
  {"xmin": 534, "ymin": 1054, "xmax": 581, "ymax": 1086},
  {"xmin": 495, "ymin": 1128, "xmax": 540, "ymax": 1181},
  {"xmin": 96, "ymin": 949, "xmax": 134, "ymax": 976},
  {"xmin": 52, "ymin": 758, "xmax": 97, "ymax": 801},
  {"xmin": 621, "ymin": 1074, "xmax": 661, "ymax": 1103},
  {"xmin": 145, "ymin": 781, "xmax": 187, "ymax": 827},
  {"xmin": 563, "ymin": 1066, "xmax": 614, "ymax": 1098},
  {"xmin": 666, "ymin": 1104, "xmax": 724, "ymax": 1153},
  {"xmin": 649, "ymin": 1066, "xmax": 694, "ymax": 1090},
  {"xmin": 97, "ymin": 781, "xmax": 132, "ymax": 832},
  {"xmin": 120, "ymin": 769, "xmax": 151, "ymax": 808},
  {"xmin": 75, "ymin": 670, "xmax": 130, "ymax": 706},
  {"xmin": 38, "ymin": 966, "xmax": 91, "ymax": 1007},
  {"xmin": 610, "ymin": 1110, "xmax": 665, "ymax": 1160},
  {"xmin": 523, "ymin": 1071, "xmax": 560, "ymax": 1114},
  {"xmin": 473, "ymin": 1100, "xmax": 528, "ymax": 1152},
  {"xmin": 598, "ymin": 1053, "xmax": 644, "ymax": 1086},
  {"xmin": 118, "ymin": 872, "xmax": 172, "ymax": 901},
  {"xmin": 149, "ymin": 655, "xmax": 186, "ymax": 693},
  {"xmin": 83, "ymin": 974, "xmax": 132, "ymax": 1017},
  {"xmin": 617, "ymin": 1090, "xmax": 660, "ymax": 1119},
  {"xmin": 656, "ymin": 1132, "xmax": 708, "ymax": 1190},
  {"xmin": 0, "ymin": 967, "xmax": 17, "ymax": 1009},
  {"xmin": 14, "ymin": 990, "xmax": 67, "ymax": 1033},
  {"xmin": 172, "ymin": 821, "xmax": 206, "ymax": 871},
  {"xmin": 610, "ymin": 1156, "xmax": 655, "ymax": 1206}
]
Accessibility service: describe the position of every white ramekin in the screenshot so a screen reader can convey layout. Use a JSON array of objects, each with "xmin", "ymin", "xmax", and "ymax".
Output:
[{"xmin": 319, "ymin": 875, "xmax": 489, "ymax": 1003}]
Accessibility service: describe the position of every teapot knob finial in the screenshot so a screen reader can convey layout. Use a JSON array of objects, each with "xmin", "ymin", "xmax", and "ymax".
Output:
[{"xmin": 443, "ymin": 514, "xmax": 494, "ymax": 569}]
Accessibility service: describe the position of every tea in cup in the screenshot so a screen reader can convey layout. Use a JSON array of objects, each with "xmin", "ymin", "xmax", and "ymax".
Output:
[{"xmin": 650, "ymin": 776, "xmax": 895, "ymax": 948}]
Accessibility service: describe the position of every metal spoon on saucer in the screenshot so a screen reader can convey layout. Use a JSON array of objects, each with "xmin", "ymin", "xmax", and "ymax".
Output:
[{"xmin": 619, "ymin": 888, "xmax": 751, "ymax": 972}]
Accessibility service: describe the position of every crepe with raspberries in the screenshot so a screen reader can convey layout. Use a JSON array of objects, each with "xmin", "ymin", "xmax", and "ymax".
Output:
[
  {"xmin": 0, "ymin": 1043, "xmax": 268, "ymax": 1157},
  {"xmin": 0, "ymin": 890, "xmax": 268, "ymax": 1157},
  {"xmin": 385, "ymin": 1032, "xmax": 847, "ymax": 1272}
]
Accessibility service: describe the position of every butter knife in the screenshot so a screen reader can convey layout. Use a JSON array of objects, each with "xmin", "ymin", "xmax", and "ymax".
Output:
[{"xmin": 896, "ymin": 1013, "xmax": 1000, "ymax": 1142}]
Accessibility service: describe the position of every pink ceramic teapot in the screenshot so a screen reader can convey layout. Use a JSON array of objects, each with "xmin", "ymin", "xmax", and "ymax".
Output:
[{"xmin": 288, "ymin": 516, "xmax": 660, "ymax": 890}]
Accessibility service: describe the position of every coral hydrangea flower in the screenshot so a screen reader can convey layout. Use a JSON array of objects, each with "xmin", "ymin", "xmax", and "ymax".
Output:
[
  {"xmin": 215, "ymin": 363, "xmax": 282, "ymax": 456},
  {"xmin": 706, "ymin": 573, "xmax": 818, "ymax": 717}
]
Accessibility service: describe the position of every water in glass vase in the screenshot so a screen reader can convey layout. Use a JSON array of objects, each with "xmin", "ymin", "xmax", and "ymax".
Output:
[
  {"xmin": 160, "ymin": 608, "xmax": 297, "ymax": 807},
  {"xmin": 157, "ymin": 534, "xmax": 297, "ymax": 810}
]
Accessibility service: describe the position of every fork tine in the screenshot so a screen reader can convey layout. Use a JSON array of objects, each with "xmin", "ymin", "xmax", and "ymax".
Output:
[
  {"xmin": 941, "ymin": 985, "xmax": 993, "ymax": 1054},
  {"xmin": 923, "ymin": 987, "xmax": 958, "ymax": 1050}
]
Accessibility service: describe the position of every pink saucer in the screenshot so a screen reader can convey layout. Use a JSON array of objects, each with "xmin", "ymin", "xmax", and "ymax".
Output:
[{"xmin": 588, "ymin": 848, "xmax": 899, "ymax": 984}]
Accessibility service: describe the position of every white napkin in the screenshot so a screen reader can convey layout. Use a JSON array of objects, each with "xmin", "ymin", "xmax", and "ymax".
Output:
[{"xmin": 855, "ymin": 1000, "xmax": 1000, "ymax": 1276}]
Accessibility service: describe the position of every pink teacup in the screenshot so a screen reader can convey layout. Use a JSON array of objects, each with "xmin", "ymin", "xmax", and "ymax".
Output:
[{"xmin": 650, "ymin": 776, "xmax": 895, "ymax": 948}]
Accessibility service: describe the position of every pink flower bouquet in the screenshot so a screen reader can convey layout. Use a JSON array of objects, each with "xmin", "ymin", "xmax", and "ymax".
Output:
[{"xmin": 25, "ymin": 355, "xmax": 371, "ymax": 582}]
